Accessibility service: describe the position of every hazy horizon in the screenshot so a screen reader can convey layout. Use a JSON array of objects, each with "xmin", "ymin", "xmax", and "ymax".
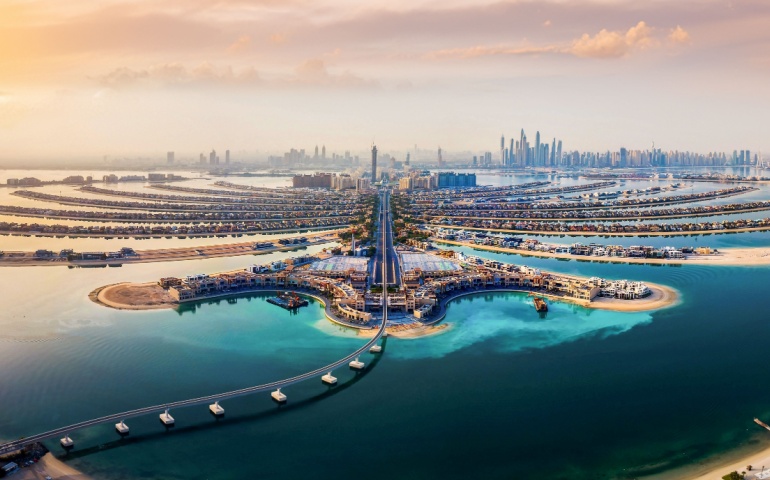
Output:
[{"xmin": 2, "ymin": 0, "xmax": 769, "ymax": 160}]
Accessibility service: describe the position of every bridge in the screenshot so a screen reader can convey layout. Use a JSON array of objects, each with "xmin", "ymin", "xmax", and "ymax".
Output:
[{"xmin": 0, "ymin": 189, "xmax": 392, "ymax": 456}]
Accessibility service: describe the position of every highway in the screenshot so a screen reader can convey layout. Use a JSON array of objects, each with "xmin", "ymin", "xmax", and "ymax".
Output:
[
  {"xmin": 371, "ymin": 189, "xmax": 400, "ymax": 286},
  {"xmin": 0, "ymin": 189, "xmax": 391, "ymax": 457}
]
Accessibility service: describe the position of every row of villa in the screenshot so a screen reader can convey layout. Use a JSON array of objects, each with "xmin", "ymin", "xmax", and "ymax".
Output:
[
  {"xmin": 434, "ymin": 229, "xmax": 715, "ymax": 259},
  {"xmin": 157, "ymin": 250, "xmax": 652, "ymax": 328}
]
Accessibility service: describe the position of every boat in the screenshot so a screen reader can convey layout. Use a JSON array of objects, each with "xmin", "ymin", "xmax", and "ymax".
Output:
[
  {"xmin": 533, "ymin": 297, "xmax": 548, "ymax": 312},
  {"xmin": 754, "ymin": 418, "xmax": 770, "ymax": 431},
  {"xmin": 267, "ymin": 292, "xmax": 309, "ymax": 310}
]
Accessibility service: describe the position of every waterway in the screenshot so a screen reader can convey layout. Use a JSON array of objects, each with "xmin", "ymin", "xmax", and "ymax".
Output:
[
  {"xmin": 1, "ymin": 246, "xmax": 770, "ymax": 479},
  {"xmin": 2, "ymin": 169, "xmax": 770, "ymax": 479}
]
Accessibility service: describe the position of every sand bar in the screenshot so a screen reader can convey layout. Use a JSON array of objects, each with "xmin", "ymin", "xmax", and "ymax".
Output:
[
  {"xmin": 437, "ymin": 224, "xmax": 770, "ymax": 237},
  {"xmin": 0, "ymin": 231, "xmax": 339, "ymax": 267},
  {"xmin": 437, "ymin": 239, "xmax": 770, "ymax": 267}
]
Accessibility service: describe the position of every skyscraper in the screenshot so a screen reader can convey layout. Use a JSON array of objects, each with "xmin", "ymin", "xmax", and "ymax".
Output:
[
  {"xmin": 509, "ymin": 138, "xmax": 515, "ymax": 167},
  {"xmin": 167, "ymin": 151, "xmax": 174, "ymax": 164},
  {"xmin": 209, "ymin": 150, "xmax": 216, "ymax": 165},
  {"xmin": 322, "ymin": 145, "xmax": 326, "ymax": 160},
  {"xmin": 551, "ymin": 139, "xmax": 556, "ymax": 166},
  {"xmin": 225, "ymin": 149, "xmax": 230, "ymax": 164},
  {"xmin": 500, "ymin": 135, "xmax": 505, "ymax": 166},
  {"xmin": 556, "ymin": 140, "xmax": 562, "ymax": 165},
  {"xmin": 371, "ymin": 145, "xmax": 378, "ymax": 182},
  {"xmin": 437, "ymin": 146, "xmax": 443, "ymax": 168},
  {"xmin": 314, "ymin": 145, "xmax": 319, "ymax": 159},
  {"xmin": 535, "ymin": 131, "xmax": 541, "ymax": 166}
]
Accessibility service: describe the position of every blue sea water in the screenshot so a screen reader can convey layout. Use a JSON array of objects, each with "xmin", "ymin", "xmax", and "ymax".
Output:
[{"xmin": 2, "ymin": 251, "xmax": 770, "ymax": 479}]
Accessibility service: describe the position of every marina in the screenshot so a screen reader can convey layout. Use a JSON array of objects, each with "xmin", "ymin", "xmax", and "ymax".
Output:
[{"xmin": 266, "ymin": 292, "xmax": 310, "ymax": 310}]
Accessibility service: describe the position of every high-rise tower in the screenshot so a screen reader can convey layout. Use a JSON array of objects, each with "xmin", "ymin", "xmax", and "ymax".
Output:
[
  {"xmin": 500, "ymin": 135, "xmax": 505, "ymax": 166},
  {"xmin": 535, "ymin": 131, "xmax": 541, "ymax": 166},
  {"xmin": 371, "ymin": 145, "xmax": 378, "ymax": 182}
]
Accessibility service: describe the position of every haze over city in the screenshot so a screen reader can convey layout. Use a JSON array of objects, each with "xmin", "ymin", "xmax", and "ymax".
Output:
[{"xmin": 1, "ymin": 0, "xmax": 769, "ymax": 162}]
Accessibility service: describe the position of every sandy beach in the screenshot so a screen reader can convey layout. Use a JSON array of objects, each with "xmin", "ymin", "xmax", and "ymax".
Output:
[
  {"xmin": 436, "ymin": 224, "xmax": 770, "ymax": 237},
  {"xmin": 92, "ymin": 282, "xmax": 176, "ymax": 310},
  {"xmin": 643, "ymin": 440, "xmax": 770, "ymax": 480},
  {"xmin": 583, "ymin": 282, "xmax": 679, "ymax": 312},
  {"xmin": 357, "ymin": 323, "xmax": 452, "ymax": 339},
  {"xmin": 0, "ymin": 232, "xmax": 340, "ymax": 267},
  {"xmin": 14, "ymin": 453, "xmax": 92, "ymax": 480},
  {"xmin": 436, "ymin": 239, "xmax": 770, "ymax": 267}
]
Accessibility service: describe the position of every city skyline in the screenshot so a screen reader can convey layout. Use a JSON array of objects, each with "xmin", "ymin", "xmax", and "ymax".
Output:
[{"xmin": 1, "ymin": 0, "xmax": 769, "ymax": 160}]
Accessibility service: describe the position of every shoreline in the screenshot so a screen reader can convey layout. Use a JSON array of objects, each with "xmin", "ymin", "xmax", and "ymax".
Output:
[
  {"xmin": 644, "ymin": 434, "xmax": 770, "ymax": 480},
  {"xmin": 436, "ymin": 224, "xmax": 770, "ymax": 237},
  {"xmin": 14, "ymin": 452, "xmax": 92, "ymax": 480},
  {"xmin": 90, "ymin": 279, "xmax": 678, "ymax": 315},
  {"xmin": 0, "ymin": 233, "xmax": 339, "ymax": 268},
  {"xmin": 0, "ymin": 224, "xmax": 346, "ymax": 240},
  {"xmin": 436, "ymin": 239, "xmax": 770, "ymax": 267}
]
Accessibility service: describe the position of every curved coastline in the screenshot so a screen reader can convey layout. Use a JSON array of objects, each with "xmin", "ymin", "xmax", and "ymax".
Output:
[
  {"xmin": 90, "ymin": 280, "xmax": 678, "ymax": 323},
  {"xmin": 435, "ymin": 239, "xmax": 770, "ymax": 267},
  {"xmin": 435, "ymin": 223, "xmax": 770, "ymax": 237}
]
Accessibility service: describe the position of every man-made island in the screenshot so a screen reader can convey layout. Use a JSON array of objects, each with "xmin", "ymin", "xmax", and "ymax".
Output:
[{"xmin": 90, "ymin": 249, "xmax": 678, "ymax": 338}]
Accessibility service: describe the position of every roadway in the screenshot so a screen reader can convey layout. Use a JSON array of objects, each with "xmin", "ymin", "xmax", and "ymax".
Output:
[
  {"xmin": 371, "ymin": 189, "xmax": 400, "ymax": 287},
  {"xmin": 0, "ymin": 190, "xmax": 391, "ymax": 457}
]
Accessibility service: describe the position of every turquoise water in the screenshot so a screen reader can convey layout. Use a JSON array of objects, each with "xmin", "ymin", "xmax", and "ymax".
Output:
[
  {"xmin": 3, "ymin": 170, "xmax": 770, "ymax": 478},
  {"xmin": 2, "ymin": 250, "xmax": 770, "ymax": 479}
]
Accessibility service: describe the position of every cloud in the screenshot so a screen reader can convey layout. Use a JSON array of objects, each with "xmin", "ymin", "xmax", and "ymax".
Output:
[
  {"xmin": 570, "ymin": 21, "xmax": 658, "ymax": 58},
  {"xmin": 94, "ymin": 63, "xmax": 261, "ymax": 88},
  {"xmin": 93, "ymin": 60, "xmax": 376, "ymax": 89},
  {"xmin": 227, "ymin": 34, "xmax": 251, "ymax": 53},
  {"xmin": 426, "ymin": 21, "xmax": 686, "ymax": 60},
  {"xmin": 291, "ymin": 59, "xmax": 377, "ymax": 87},
  {"xmin": 426, "ymin": 45, "xmax": 561, "ymax": 60},
  {"xmin": 668, "ymin": 25, "xmax": 691, "ymax": 44}
]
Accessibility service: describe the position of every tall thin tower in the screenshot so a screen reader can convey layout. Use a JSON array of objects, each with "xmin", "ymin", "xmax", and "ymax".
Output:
[
  {"xmin": 500, "ymin": 135, "xmax": 505, "ymax": 166},
  {"xmin": 437, "ymin": 146, "xmax": 443, "ymax": 168},
  {"xmin": 371, "ymin": 145, "xmax": 378, "ymax": 182}
]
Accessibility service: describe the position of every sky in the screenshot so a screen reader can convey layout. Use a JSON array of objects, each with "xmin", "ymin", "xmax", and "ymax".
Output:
[{"xmin": 1, "ymin": 0, "xmax": 769, "ymax": 162}]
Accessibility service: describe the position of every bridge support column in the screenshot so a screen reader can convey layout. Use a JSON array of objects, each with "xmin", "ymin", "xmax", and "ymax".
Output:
[
  {"xmin": 209, "ymin": 401, "xmax": 225, "ymax": 417},
  {"xmin": 349, "ymin": 357, "xmax": 365, "ymax": 370},
  {"xmin": 60, "ymin": 434, "xmax": 74, "ymax": 449},
  {"xmin": 159, "ymin": 408, "xmax": 175, "ymax": 426},
  {"xmin": 369, "ymin": 344, "xmax": 382, "ymax": 353},
  {"xmin": 271, "ymin": 388, "xmax": 287, "ymax": 403},
  {"xmin": 321, "ymin": 372, "xmax": 337, "ymax": 385},
  {"xmin": 115, "ymin": 420, "xmax": 129, "ymax": 435}
]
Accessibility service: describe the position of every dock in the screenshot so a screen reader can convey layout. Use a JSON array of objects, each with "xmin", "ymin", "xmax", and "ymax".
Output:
[{"xmin": 267, "ymin": 293, "xmax": 309, "ymax": 310}]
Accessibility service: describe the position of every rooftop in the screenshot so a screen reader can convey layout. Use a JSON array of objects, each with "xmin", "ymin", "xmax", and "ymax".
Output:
[
  {"xmin": 309, "ymin": 255, "xmax": 369, "ymax": 273},
  {"xmin": 400, "ymin": 253, "xmax": 462, "ymax": 273}
]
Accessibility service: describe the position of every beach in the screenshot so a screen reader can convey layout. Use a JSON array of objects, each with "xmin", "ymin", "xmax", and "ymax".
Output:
[
  {"xmin": 0, "ymin": 232, "xmax": 339, "ymax": 267},
  {"xmin": 436, "ymin": 239, "xmax": 770, "ymax": 267},
  {"xmin": 14, "ymin": 453, "xmax": 91, "ymax": 480},
  {"xmin": 92, "ymin": 282, "xmax": 176, "ymax": 310},
  {"xmin": 584, "ymin": 282, "xmax": 679, "ymax": 312},
  {"xmin": 643, "ymin": 439, "xmax": 770, "ymax": 480}
]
